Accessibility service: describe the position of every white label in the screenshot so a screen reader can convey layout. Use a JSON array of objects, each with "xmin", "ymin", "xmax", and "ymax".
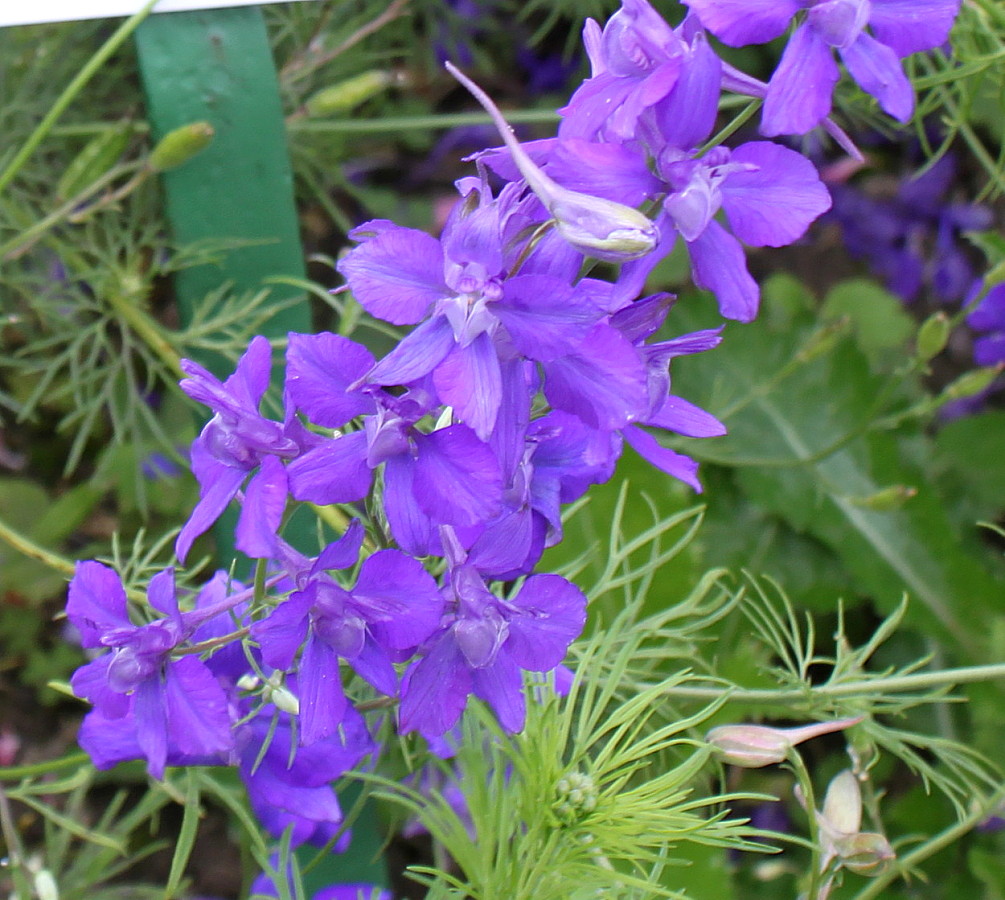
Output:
[{"xmin": 0, "ymin": 1, "xmax": 315, "ymax": 28}]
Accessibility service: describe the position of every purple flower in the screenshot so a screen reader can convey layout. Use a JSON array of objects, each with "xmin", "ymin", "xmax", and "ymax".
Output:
[
  {"xmin": 176, "ymin": 336, "xmax": 302, "ymax": 562},
  {"xmin": 399, "ymin": 538, "xmax": 586, "ymax": 738},
  {"xmin": 238, "ymin": 700, "xmax": 374, "ymax": 846},
  {"xmin": 68, "ymin": 562, "xmax": 234, "ymax": 778},
  {"xmin": 967, "ymin": 283, "xmax": 1005, "ymax": 367},
  {"xmin": 684, "ymin": 0, "xmax": 962, "ymax": 135},
  {"xmin": 252, "ymin": 521, "xmax": 444, "ymax": 744},
  {"xmin": 337, "ymin": 178, "xmax": 610, "ymax": 438}
]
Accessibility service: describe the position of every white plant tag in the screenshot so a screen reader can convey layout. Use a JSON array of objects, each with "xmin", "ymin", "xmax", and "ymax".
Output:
[{"xmin": 0, "ymin": 1, "xmax": 314, "ymax": 28}]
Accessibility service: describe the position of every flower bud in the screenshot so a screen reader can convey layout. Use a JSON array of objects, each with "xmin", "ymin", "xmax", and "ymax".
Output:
[
  {"xmin": 706, "ymin": 716, "xmax": 863, "ymax": 768},
  {"xmin": 848, "ymin": 484, "xmax": 917, "ymax": 511},
  {"xmin": 149, "ymin": 121, "xmax": 215, "ymax": 172},
  {"xmin": 304, "ymin": 70, "xmax": 400, "ymax": 118},
  {"xmin": 445, "ymin": 61, "xmax": 657, "ymax": 262},
  {"xmin": 916, "ymin": 312, "xmax": 951, "ymax": 363},
  {"xmin": 835, "ymin": 831, "xmax": 896, "ymax": 875},
  {"xmin": 941, "ymin": 365, "xmax": 1003, "ymax": 401}
]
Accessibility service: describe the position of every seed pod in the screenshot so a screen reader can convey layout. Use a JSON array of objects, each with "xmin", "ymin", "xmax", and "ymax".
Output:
[{"xmin": 149, "ymin": 121, "xmax": 215, "ymax": 172}]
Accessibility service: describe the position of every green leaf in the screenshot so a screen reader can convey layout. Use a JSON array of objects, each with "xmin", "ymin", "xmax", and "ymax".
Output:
[
  {"xmin": 671, "ymin": 285, "xmax": 999, "ymax": 659},
  {"xmin": 821, "ymin": 278, "xmax": 915, "ymax": 363}
]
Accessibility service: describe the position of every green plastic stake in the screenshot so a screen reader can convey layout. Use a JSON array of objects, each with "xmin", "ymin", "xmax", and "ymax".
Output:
[
  {"xmin": 133, "ymin": 6, "xmax": 389, "ymax": 890},
  {"xmin": 134, "ymin": 6, "xmax": 309, "ymax": 367}
]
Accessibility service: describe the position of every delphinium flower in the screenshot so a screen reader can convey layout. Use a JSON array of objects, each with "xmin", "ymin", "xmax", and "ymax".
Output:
[
  {"xmin": 176, "ymin": 334, "xmax": 305, "ymax": 562},
  {"xmin": 398, "ymin": 529, "xmax": 587, "ymax": 738},
  {"xmin": 475, "ymin": 0, "xmax": 832, "ymax": 322},
  {"xmin": 251, "ymin": 519, "xmax": 444, "ymax": 744},
  {"xmin": 966, "ymin": 282, "xmax": 1005, "ymax": 368},
  {"xmin": 683, "ymin": 0, "xmax": 962, "ymax": 136},
  {"xmin": 68, "ymin": 562, "xmax": 235, "ymax": 778}
]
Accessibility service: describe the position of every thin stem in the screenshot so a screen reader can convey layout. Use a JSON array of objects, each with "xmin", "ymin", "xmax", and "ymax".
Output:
[
  {"xmin": 0, "ymin": 515, "xmax": 76, "ymax": 576},
  {"xmin": 850, "ymin": 784, "xmax": 1005, "ymax": 900},
  {"xmin": 662, "ymin": 663, "xmax": 1005, "ymax": 704},
  {"xmin": 0, "ymin": 753, "xmax": 91, "ymax": 782},
  {"xmin": 0, "ymin": 0, "xmax": 158, "ymax": 195},
  {"xmin": 788, "ymin": 752, "xmax": 823, "ymax": 900},
  {"xmin": 103, "ymin": 288, "xmax": 184, "ymax": 380}
]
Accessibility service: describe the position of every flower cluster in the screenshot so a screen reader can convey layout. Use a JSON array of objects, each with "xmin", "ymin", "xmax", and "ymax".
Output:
[{"xmin": 62, "ymin": 0, "xmax": 963, "ymax": 874}]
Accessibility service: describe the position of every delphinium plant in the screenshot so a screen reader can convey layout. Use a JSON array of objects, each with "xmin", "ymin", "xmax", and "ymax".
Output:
[{"xmin": 2, "ymin": 1, "xmax": 1005, "ymax": 899}]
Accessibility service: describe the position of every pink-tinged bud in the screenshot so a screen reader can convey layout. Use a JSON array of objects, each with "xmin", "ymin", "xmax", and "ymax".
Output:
[
  {"xmin": 445, "ymin": 61, "xmax": 657, "ymax": 262},
  {"xmin": 817, "ymin": 769, "xmax": 896, "ymax": 876},
  {"xmin": 706, "ymin": 716, "xmax": 864, "ymax": 768}
]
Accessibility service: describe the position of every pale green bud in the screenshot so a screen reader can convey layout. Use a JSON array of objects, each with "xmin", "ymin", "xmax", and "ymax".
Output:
[
  {"xmin": 304, "ymin": 70, "xmax": 401, "ymax": 118},
  {"xmin": 848, "ymin": 484, "xmax": 917, "ymax": 511},
  {"xmin": 149, "ymin": 121, "xmax": 215, "ymax": 172},
  {"xmin": 445, "ymin": 61, "xmax": 657, "ymax": 262},
  {"xmin": 941, "ymin": 365, "xmax": 1003, "ymax": 401},
  {"xmin": 916, "ymin": 312, "xmax": 951, "ymax": 363},
  {"xmin": 706, "ymin": 716, "xmax": 863, "ymax": 768},
  {"xmin": 34, "ymin": 870, "xmax": 59, "ymax": 900},
  {"xmin": 821, "ymin": 769, "xmax": 862, "ymax": 835},
  {"xmin": 835, "ymin": 831, "xmax": 896, "ymax": 875}
]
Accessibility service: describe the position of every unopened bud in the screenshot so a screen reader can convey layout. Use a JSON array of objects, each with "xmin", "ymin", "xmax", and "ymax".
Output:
[
  {"xmin": 267, "ymin": 684, "xmax": 300, "ymax": 715},
  {"xmin": 834, "ymin": 831, "xmax": 895, "ymax": 875},
  {"xmin": 941, "ymin": 365, "xmax": 1003, "ymax": 401},
  {"xmin": 848, "ymin": 484, "xmax": 917, "ymax": 511},
  {"xmin": 707, "ymin": 716, "xmax": 863, "ymax": 768},
  {"xmin": 34, "ymin": 869, "xmax": 59, "ymax": 900},
  {"xmin": 821, "ymin": 769, "xmax": 862, "ymax": 835},
  {"xmin": 796, "ymin": 318, "xmax": 850, "ymax": 364},
  {"xmin": 149, "ymin": 121, "xmax": 215, "ymax": 172},
  {"xmin": 445, "ymin": 61, "xmax": 657, "ymax": 262},
  {"xmin": 916, "ymin": 312, "xmax": 951, "ymax": 363},
  {"xmin": 304, "ymin": 70, "xmax": 400, "ymax": 118}
]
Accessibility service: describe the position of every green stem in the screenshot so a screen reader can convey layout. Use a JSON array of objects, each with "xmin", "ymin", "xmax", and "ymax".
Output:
[
  {"xmin": 0, "ymin": 0, "xmax": 158, "ymax": 195},
  {"xmin": 0, "ymin": 752, "xmax": 91, "ymax": 782},
  {"xmin": 663, "ymin": 663, "xmax": 1005, "ymax": 704},
  {"xmin": 0, "ymin": 515, "xmax": 76, "ymax": 576},
  {"xmin": 788, "ymin": 752, "xmax": 824, "ymax": 900},
  {"xmin": 103, "ymin": 289, "xmax": 184, "ymax": 380},
  {"xmin": 850, "ymin": 784, "xmax": 1005, "ymax": 900}
]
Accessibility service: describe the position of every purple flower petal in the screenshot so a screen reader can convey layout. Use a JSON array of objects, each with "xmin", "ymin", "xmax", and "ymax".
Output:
[
  {"xmin": 175, "ymin": 443, "xmax": 246, "ymax": 563},
  {"xmin": 647, "ymin": 395, "xmax": 727, "ymax": 437},
  {"xmin": 66, "ymin": 561, "xmax": 130, "ymax": 648},
  {"xmin": 471, "ymin": 653, "xmax": 526, "ymax": 732},
  {"xmin": 543, "ymin": 323, "xmax": 648, "ymax": 430},
  {"xmin": 840, "ymin": 32, "xmax": 914, "ymax": 122},
  {"xmin": 413, "ymin": 426, "xmax": 503, "ymax": 528},
  {"xmin": 686, "ymin": 220, "xmax": 760, "ymax": 322},
  {"xmin": 623, "ymin": 424, "xmax": 702, "ymax": 491},
  {"xmin": 868, "ymin": 0, "xmax": 961, "ymax": 57},
  {"xmin": 382, "ymin": 456, "xmax": 441, "ymax": 558},
  {"xmin": 763, "ymin": 22, "xmax": 841, "ymax": 136},
  {"xmin": 496, "ymin": 274, "xmax": 607, "ymax": 362},
  {"xmin": 286, "ymin": 332, "xmax": 376, "ymax": 427},
  {"xmin": 223, "ymin": 334, "xmax": 273, "ymax": 410},
  {"xmin": 366, "ymin": 315, "xmax": 456, "ymax": 387},
  {"xmin": 133, "ymin": 678, "xmax": 169, "ymax": 779},
  {"xmin": 399, "ymin": 635, "xmax": 472, "ymax": 738},
  {"xmin": 433, "ymin": 334, "xmax": 503, "ymax": 441},
  {"xmin": 236, "ymin": 456, "xmax": 288, "ymax": 559},
  {"xmin": 721, "ymin": 142, "xmax": 832, "ymax": 247},
  {"xmin": 287, "ymin": 431, "xmax": 372, "ymax": 505},
  {"xmin": 353, "ymin": 550, "xmax": 444, "ymax": 649},
  {"xmin": 505, "ymin": 574, "xmax": 587, "ymax": 670},
  {"xmin": 337, "ymin": 225, "xmax": 448, "ymax": 326},
  {"xmin": 649, "ymin": 31, "xmax": 722, "ymax": 149},
  {"xmin": 164, "ymin": 656, "xmax": 234, "ymax": 758},
  {"xmin": 252, "ymin": 592, "xmax": 313, "ymax": 670},
  {"xmin": 683, "ymin": 0, "xmax": 800, "ymax": 46},
  {"xmin": 298, "ymin": 635, "xmax": 347, "ymax": 745}
]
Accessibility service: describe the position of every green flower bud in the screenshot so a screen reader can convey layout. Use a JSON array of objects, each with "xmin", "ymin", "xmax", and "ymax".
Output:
[
  {"xmin": 304, "ymin": 70, "xmax": 400, "ymax": 118},
  {"xmin": 445, "ymin": 61, "xmax": 657, "ymax": 262},
  {"xmin": 149, "ymin": 121, "xmax": 215, "ymax": 172},
  {"xmin": 916, "ymin": 312, "xmax": 951, "ymax": 363},
  {"xmin": 942, "ymin": 365, "xmax": 1003, "ymax": 401},
  {"xmin": 848, "ymin": 484, "xmax": 917, "ymax": 511},
  {"xmin": 835, "ymin": 832, "xmax": 896, "ymax": 875}
]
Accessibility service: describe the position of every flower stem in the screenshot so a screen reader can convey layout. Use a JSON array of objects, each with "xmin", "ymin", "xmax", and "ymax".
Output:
[
  {"xmin": 0, "ymin": 516, "xmax": 75, "ymax": 576},
  {"xmin": 0, "ymin": 0, "xmax": 158, "ymax": 195},
  {"xmin": 662, "ymin": 664, "xmax": 1005, "ymax": 704}
]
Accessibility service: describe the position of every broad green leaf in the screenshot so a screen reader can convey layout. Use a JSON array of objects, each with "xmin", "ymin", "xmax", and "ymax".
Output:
[{"xmin": 670, "ymin": 283, "xmax": 1000, "ymax": 659}]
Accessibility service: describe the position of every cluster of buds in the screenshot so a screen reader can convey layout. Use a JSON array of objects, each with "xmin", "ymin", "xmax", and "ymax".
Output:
[
  {"xmin": 553, "ymin": 770, "xmax": 599, "ymax": 825},
  {"xmin": 813, "ymin": 770, "xmax": 895, "ymax": 879}
]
